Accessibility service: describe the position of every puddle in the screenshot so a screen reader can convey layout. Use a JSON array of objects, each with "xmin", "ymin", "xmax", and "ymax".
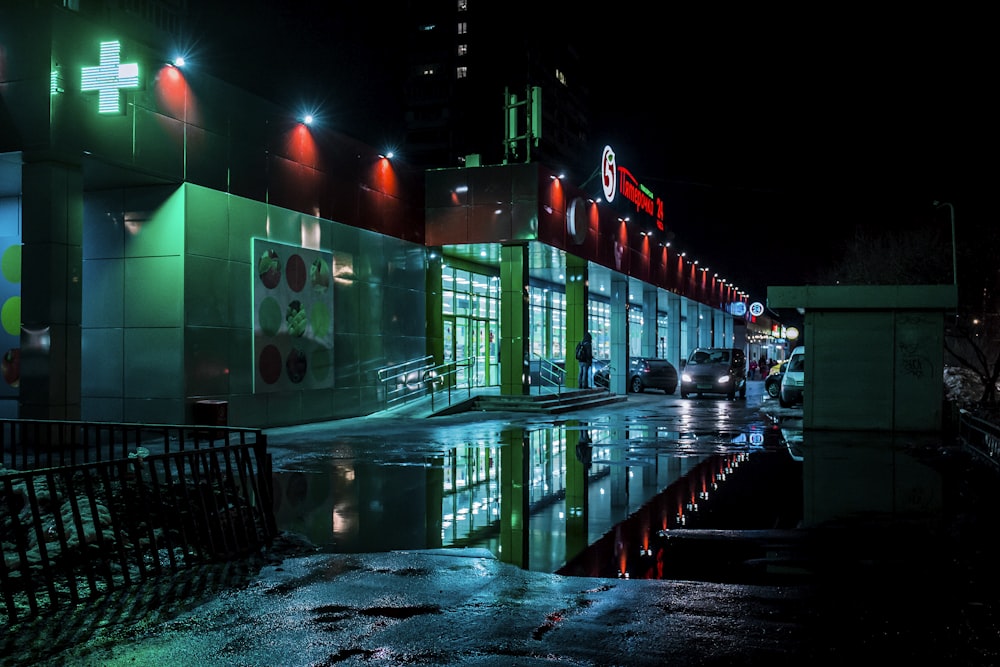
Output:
[
  {"xmin": 273, "ymin": 419, "xmax": 810, "ymax": 574},
  {"xmin": 272, "ymin": 411, "xmax": 950, "ymax": 581}
]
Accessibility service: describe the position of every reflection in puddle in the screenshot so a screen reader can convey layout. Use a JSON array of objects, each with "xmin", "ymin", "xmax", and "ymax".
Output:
[
  {"xmin": 272, "ymin": 420, "xmax": 947, "ymax": 581},
  {"xmin": 273, "ymin": 420, "xmax": 793, "ymax": 574}
]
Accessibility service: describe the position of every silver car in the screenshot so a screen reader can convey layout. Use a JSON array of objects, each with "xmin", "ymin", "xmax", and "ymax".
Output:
[{"xmin": 778, "ymin": 347, "xmax": 805, "ymax": 407}]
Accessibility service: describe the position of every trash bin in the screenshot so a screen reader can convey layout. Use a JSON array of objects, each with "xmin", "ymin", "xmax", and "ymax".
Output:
[{"xmin": 194, "ymin": 399, "xmax": 228, "ymax": 426}]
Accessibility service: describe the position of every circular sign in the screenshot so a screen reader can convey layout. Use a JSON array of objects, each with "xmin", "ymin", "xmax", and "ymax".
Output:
[
  {"xmin": 601, "ymin": 145, "xmax": 616, "ymax": 203},
  {"xmin": 731, "ymin": 301, "xmax": 747, "ymax": 317},
  {"xmin": 786, "ymin": 326, "xmax": 800, "ymax": 340},
  {"xmin": 749, "ymin": 301, "xmax": 764, "ymax": 317},
  {"xmin": 566, "ymin": 197, "xmax": 588, "ymax": 244}
]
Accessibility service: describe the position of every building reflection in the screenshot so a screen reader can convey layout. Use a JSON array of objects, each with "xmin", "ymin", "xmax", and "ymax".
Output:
[{"xmin": 271, "ymin": 420, "xmax": 798, "ymax": 574}]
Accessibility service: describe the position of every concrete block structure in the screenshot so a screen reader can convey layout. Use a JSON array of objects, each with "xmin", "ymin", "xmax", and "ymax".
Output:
[{"xmin": 767, "ymin": 285, "xmax": 958, "ymax": 432}]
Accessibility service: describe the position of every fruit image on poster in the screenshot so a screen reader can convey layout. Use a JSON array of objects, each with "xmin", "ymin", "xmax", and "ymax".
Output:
[
  {"xmin": 253, "ymin": 238, "xmax": 334, "ymax": 392},
  {"xmin": 0, "ymin": 239, "xmax": 21, "ymax": 400}
]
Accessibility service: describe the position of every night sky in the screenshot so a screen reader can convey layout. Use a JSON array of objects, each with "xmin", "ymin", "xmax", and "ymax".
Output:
[
  {"xmin": 584, "ymin": 9, "xmax": 993, "ymax": 301},
  {"xmin": 184, "ymin": 3, "xmax": 993, "ymax": 302}
]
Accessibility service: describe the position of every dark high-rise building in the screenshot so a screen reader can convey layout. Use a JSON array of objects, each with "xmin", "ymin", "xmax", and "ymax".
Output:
[{"xmin": 399, "ymin": 1, "xmax": 591, "ymax": 180}]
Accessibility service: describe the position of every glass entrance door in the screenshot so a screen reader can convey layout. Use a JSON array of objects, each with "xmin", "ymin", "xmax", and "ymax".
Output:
[
  {"xmin": 444, "ymin": 315, "xmax": 498, "ymax": 388},
  {"xmin": 473, "ymin": 317, "xmax": 499, "ymax": 387},
  {"xmin": 442, "ymin": 263, "xmax": 500, "ymax": 389}
]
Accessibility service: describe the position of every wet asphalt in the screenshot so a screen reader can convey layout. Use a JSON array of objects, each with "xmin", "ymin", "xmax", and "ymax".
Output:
[{"xmin": 8, "ymin": 383, "xmax": 1000, "ymax": 666}]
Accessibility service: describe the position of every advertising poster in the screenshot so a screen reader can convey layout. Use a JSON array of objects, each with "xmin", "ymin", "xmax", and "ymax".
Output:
[
  {"xmin": 253, "ymin": 238, "xmax": 334, "ymax": 393},
  {"xmin": 0, "ymin": 239, "xmax": 19, "ymax": 402}
]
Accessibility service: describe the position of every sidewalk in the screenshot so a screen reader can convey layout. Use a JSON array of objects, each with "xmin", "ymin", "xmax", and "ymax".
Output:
[{"xmin": 6, "ymin": 388, "xmax": 1000, "ymax": 666}]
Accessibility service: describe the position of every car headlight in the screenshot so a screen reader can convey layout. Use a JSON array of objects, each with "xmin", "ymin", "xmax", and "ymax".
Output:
[
  {"xmin": 681, "ymin": 373, "xmax": 692, "ymax": 382},
  {"xmin": 718, "ymin": 375, "xmax": 730, "ymax": 384}
]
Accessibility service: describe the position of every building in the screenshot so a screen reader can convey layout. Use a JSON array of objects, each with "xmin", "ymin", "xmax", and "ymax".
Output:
[
  {"xmin": 400, "ymin": 0, "xmax": 591, "ymax": 177},
  {"xmin": 0, "ymin": 2, "xmax": 782, "ymax": 429}
]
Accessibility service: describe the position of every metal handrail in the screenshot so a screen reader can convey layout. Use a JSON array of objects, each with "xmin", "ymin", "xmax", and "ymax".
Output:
[
  {"xmin": 423, "ymin": 356, "xmax": 477, "ymax": 412},
  {"xmin": 377, "ymin": 355, "xmax": 435, "ymax": 411},
  {"xmin": 376, "ymin": 355, "xmax": 434, "ymax": 383},
  {"xmin": 958, "ymin": 408, "xmax": 1000, "ymax": 470},
  {"xmin": 533, "ymin": 353, "xmax": 565, "ymax": 395}
]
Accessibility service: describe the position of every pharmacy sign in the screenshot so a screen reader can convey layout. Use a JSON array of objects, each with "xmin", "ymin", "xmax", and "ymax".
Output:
[{"xmin": 81, "ymin": 41, "xmax": 139, "ymax": 114}]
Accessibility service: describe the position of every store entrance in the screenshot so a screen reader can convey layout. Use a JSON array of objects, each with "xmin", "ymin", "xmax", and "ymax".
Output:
[{"xmin": 444, "ymin": 315, "xmax": 499, "ymax": 388}]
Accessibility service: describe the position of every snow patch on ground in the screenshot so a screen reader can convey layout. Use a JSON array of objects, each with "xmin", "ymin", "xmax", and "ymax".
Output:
[{"xmin": 944, "ymin": 365, "xmax": 990, "ymax": 407}]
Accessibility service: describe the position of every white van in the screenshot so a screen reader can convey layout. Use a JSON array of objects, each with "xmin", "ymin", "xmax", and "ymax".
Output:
[{"xmin": 779, "ymin": 346, "xmax": 805, "ymax": 408}]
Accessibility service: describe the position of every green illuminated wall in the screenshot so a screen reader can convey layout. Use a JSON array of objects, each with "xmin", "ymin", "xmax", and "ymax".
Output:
[
  {"xmin": 81, "ymin": 183, "xmax": 429, "ymax": 427},
  {"xmin": 0, "ymin": 196, "xmax": 21, "ymax": 417}
]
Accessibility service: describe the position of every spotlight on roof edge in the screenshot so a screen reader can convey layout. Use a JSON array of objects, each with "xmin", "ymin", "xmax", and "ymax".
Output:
[
  {"xmin": 171, "ymin": 56, "xmax": 185, "ymax": 67},
  {"xmin": 301, "ymin": 114, "xmax": 314, "ymax": 125}
]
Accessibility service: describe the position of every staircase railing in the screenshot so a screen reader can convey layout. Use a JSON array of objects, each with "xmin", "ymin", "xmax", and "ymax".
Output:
[
  {"xmin": 532, "ymin": 353, "xmax": 565, "ymax": 395},
  {"xmin": 423, "ymin": 356, "xmax": 477, "ymax": 412},
  {"xmin": 377, "ymin": 355, "xmax": 435, "ymax": 411},
  {"xmin": 377, "ymin": 355, "xmax": 480, "ymax": 413}
]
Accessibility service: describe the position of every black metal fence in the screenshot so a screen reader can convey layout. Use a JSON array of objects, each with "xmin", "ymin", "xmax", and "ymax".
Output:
[
  {"xmin": 0, "ymin": 420, "xmax": 277, "ymax": 626},
  {"xmin": 957, "ymin": 409, "xmax": 1000, "ymax": 471}
]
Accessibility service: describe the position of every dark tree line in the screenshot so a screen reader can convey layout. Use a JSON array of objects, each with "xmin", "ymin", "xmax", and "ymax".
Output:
[{"xmin": 815, "ymin": 214, "xmax": 1000, "ymax": 409}]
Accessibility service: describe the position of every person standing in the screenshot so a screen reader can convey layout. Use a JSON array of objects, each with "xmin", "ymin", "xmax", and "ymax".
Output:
[{"xmin": 576, "ymin": 332, "xmax": 594, "ymax": 388}]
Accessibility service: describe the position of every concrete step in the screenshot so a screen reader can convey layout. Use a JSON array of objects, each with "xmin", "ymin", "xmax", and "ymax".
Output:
[{"xmin": 472, "ymin": 389, "xmax": 626, "ymax": 414}]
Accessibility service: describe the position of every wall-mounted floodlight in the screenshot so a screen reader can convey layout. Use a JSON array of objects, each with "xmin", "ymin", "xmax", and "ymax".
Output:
[
  {"xmin": 301, "ymin": 114, "xmax": 314, "ymax": 125},
  {"xmin": 171, "ymin": 56, "xmax": 186, "ymax": 67}
]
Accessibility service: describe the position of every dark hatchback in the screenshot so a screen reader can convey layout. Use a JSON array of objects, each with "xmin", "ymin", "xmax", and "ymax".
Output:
[
  {"xmin": 594, "ymin": 357, "xmax": 679, "ymax": 394},
  {"xmin": 680, "ymin": 347, "xmax": 747, "ymax": 399}
]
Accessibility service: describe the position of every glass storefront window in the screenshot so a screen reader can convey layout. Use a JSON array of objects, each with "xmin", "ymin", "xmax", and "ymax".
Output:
[
  {"xmin": 443, "ymin": 263, "xmax": 501, "ymax": 386},
  {"xmin": 589, "ymin": 301, "xmax": 610, "ymax": 360}
]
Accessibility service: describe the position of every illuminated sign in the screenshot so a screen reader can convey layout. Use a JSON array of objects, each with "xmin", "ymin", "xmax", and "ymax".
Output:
[
  {"xmin": 81, "ymin": 41, "xmax": 139, "ymax": 114},
  {"xmin": 749, "ymin": 302, "xmax": 764, "ymax": 317},
  {"xmin": 600, "ymin": 145, "xmax": 664, "ymax": 231}
]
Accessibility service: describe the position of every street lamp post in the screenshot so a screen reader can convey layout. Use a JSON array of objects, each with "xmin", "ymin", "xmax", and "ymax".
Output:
[{"xmin": 934, "ymin": 201, "xmax": 957, "ymax": 287}]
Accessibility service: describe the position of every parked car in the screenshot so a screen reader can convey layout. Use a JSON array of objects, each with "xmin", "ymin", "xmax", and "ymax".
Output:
[
  {"xmin": 779, "ymin": 346, "xmax": 805, "ymax": 407},
  {"xmin": 680, "ymin": 347, "xmax": 747, "ymax": 399},
  {"xmin": 593, "ymin": 357, "xmax": 679, "ymax": 394},
  {"xmin": 764, "ymin": 360, "xmax": 787, "ymax": 398},
  {"xmin": 592, "ymin": 359, "xmax": 611, "ymax": 388}
]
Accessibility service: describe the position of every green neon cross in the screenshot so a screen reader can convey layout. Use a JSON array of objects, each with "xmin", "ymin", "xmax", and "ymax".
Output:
[{"xmin": 81, "ymin": 41, "xmax": 139, "ymax": 114}]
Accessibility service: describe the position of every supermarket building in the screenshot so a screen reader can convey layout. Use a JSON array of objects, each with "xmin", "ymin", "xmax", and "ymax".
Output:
[{"xmin": 0, "ymin": 4, "xmax": 786, "ymax": 428}]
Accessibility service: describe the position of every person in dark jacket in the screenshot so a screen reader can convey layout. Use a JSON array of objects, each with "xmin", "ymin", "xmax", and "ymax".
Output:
[{"xmin": 576, "ymin": 332, "xmax": 594, "ymax": 388}]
